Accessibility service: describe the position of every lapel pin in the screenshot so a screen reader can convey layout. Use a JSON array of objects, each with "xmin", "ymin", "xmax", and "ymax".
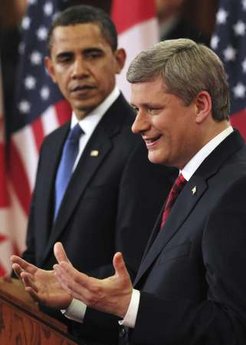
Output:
[
  {"xmin": 192, "ymin": 186, "xmax": 197, "ymax": 195},
  {"xmin": 90, "ymin": 150, "xmax": 99, "ymax": 157}
]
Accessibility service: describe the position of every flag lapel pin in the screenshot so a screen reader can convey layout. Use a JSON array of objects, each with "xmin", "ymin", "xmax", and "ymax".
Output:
[
  {"xmin": 90, "ymin": 150, "xmax": 99, "ymax": 157},
  {"xmin": 192, "ymin": 186, "xmax": 197, "ymax": 195}
]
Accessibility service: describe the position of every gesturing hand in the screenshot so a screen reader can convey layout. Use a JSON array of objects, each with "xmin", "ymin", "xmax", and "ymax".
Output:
[
  {"xmin": 10, "ymin": 255, "xmax": 72, "ymax": 309},
  {"xmin": 53, "ymin": 242, "xmax": 133, "ymax": 318}
]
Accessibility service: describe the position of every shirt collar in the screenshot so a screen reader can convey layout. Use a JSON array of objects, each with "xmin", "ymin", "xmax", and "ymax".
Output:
[
  {"xmin": 182, "ymin": 126, "xmax": 234, "ymax": 181},
  {"xmin": 70, "ymin": 86, "xmax": 120, "ymax": 136}
]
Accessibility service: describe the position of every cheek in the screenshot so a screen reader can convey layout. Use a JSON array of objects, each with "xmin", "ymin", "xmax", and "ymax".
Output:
[
  {"xmin": 56, "ymin": 76, "xmax": 67, "ymax": 90},
  {"xmin": 97, "ymin": 64, "xmax": 116, "ymax": 84}
]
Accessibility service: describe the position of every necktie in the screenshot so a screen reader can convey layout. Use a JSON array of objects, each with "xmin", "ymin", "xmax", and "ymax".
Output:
[
  {"xmin": 160, "ymin": 174, "xmax": 187, "ymax": 228},
  {"xmin": 54, "ymin": 124, "xmax": 83, "ymax": 218}
]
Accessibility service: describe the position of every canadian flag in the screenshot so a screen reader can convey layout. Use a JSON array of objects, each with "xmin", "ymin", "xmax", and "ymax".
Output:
[{"xmin": 111, "ymin": 0, "xmax": 158, "ymax": 101}]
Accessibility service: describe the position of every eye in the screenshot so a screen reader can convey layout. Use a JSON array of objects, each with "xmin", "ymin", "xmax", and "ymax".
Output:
[
  {"xmin": 56, "ymin": 53, "xmax": 73, "ymax": 64},
  {"xmin": 84, "ymin": 49, "xmax": 104, "ymax": 59},
  {"xmin": 147, "ymin": 107, "xmax": 160, "ymax": 115}
]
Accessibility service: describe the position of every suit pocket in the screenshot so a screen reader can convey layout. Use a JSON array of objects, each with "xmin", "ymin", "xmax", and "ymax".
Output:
[{"xmin": 157, "ymin": 241, "xmax": 191, "ymax": 264}]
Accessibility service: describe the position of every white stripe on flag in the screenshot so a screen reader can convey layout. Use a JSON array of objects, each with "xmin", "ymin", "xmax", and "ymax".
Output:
[
  {"xmin": 12, "ymin": 127, "xmax": 39, "ymax": 191},
  {"xmin": 42, "ymin": 105, "xmax": 61, "ymax": 136},
  {"xmin": 7, "ymin": 182, "xmax": 27, "ymax": 254}
]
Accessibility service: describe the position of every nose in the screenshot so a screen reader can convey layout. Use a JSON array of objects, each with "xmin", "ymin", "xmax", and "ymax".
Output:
[
  {"xmin": 131, "ymin": 110, "xmax": 150, "ymax": 134},
  {"xmin": 71, "ymin": 57, "xmax": 89, "ymax": 79}
]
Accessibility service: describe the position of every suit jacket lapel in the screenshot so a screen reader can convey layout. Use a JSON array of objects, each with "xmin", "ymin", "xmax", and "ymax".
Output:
[
  {"xmin": 41, "ymin": 96, "xmax": 126, "ymax": 263},
  {"xmin": 45, "ymin": 129, "xmax": 113, "ymax": 251},
  {"xmin": 134, "ymin": 176, "xmax": 207, "ymax": 285},
  {"xmin": 38, "ymin": 123, "xmax": 70, "ymax": 249},
  {"xmin": 134, "ymin": 130, "xmax": 245, "ymax": 286}
]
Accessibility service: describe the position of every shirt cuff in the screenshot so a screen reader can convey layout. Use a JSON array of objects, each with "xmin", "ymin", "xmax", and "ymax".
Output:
[
  {"xmin": 61, "ymin": 298, "xmax": 87, "ymax": 323},
  {"xmin": 119, "ymin": 289, "xmax": 140, "ymax": 328}
]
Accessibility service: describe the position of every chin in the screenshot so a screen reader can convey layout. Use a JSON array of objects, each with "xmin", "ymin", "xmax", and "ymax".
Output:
[{"xmin": 148, "ymin": 153, "xmax": 163, "ymax": 165}]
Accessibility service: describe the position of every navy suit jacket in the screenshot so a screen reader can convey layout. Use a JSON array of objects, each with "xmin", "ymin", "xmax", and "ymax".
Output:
[
  {"xmin": 22, "ymin": 94, "xmax": 177, "ymax": 345},
  {"xmin": 122, "ymin": 130, "xmax": 246, "ymax": 345}
]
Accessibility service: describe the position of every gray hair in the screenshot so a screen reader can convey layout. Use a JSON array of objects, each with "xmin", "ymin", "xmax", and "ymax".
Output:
[{"xmin": 127, "ymin": 39, "xmax": 230, "ymax": 121}]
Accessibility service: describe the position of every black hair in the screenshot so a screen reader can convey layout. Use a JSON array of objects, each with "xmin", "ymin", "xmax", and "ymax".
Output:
[{"xmin": 47, "ymin": 5, "xmax": 118, "ymax": 54}]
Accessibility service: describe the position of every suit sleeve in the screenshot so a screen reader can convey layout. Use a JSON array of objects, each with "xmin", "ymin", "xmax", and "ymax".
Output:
[
  {"xmin": 130, "ymin": 177, "xmax": 246, "ymax": 345},
  {"xmin": 21, "ymin": 141, "xmax": 47, "ymax": 265}
]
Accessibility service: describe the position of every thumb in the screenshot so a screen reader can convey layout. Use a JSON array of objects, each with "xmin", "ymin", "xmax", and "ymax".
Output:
[
  {"xmin": 113, "ymin": 252, "xmax": 129, "ymax": 278},
  {"xmin": 54, "ymin": 242, "xmax": 71, "ymax": 264}
]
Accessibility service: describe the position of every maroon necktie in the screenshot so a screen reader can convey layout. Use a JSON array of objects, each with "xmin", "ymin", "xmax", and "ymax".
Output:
[{"xmin": 160, "ymin": 174, "xmax": 187, "ymax": 228}]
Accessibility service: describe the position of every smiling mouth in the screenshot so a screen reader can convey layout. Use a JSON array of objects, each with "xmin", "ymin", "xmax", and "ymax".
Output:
[{"xmin": 144, "ymin": 135, "xmax": 162, "ymax": 146}]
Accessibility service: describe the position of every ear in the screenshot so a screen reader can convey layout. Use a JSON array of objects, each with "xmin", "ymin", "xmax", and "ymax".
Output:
[
  {"xmin": 194, "ymin": 91, "xmax": 212, "ymax": 124},
  {"xmin": 113, "ymin": 48, "xmax": 126, "ymax": 74},
  {"xmin": 44, "ymin": 56, "xmax": 57, "ymax": 84}
]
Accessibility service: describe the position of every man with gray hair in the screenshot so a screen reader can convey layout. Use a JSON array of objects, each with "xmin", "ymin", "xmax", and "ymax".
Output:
[{"xmin": 12, "ymin": 38, "xmax": 246, "ymax": 344}]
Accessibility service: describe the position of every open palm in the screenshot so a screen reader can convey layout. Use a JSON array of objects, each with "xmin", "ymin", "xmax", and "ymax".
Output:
[{"xmin": 11, "ymin": 255, "xmax": 72, "ymax": 309}]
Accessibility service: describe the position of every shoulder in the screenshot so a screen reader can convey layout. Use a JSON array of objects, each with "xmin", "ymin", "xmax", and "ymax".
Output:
[{"xmin": 41, "ymin": 122, "xmax": 70, "ymax": 147}]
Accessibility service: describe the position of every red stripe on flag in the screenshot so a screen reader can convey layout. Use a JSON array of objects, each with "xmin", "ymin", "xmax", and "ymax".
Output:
[
  {"xmin": 230, "ymin": 109, "xmax": 246, "ymax": 140},
  {"xmin": 0, "ymin": 234, "xmax": 7, "ymax": 241},
  {"xmin": 55, "ymin": 99, "xmax": 72, "ymax": 126},
  {"xmin": 9, "ymin": 140, "xmax": 31, "ymax": 215},
  {"xmin": 0, "ymin": 265, "xmax": 6, "ymax": 276},
  {"xmin": 32, "ymin": 116, "xmax": 45, "ymax": 151},
  {"xmin": 111, "ymin": 0, "xmax": 156, "ymax": 34}
]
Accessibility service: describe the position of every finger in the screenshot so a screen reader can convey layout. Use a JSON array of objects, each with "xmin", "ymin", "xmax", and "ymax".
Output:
[
  {"xmin": 53, "ymin": 263, "xmax": 78, "ymax": 284},
  {"xmin": 54, "ymin": 263, "xmax": 91, "ymax": 294},
  {"xmin": 20, "ymin": 272, "xmax": 49, "ymax": 306},
  {"xmin": 20, "ymin": 272, "xmax": 39, "ymax": 293},
  {"xmin": 54, "ymin": 242, "xmax": 71, "ymax": 264},
  {"xmin": 113, "ymin": 252, "xmax": 129, "ymax": 279},
  {"xmin": 10, "ymin": 255, "xmax": 37, "ymax": 274},
  {"xmin": 54, "ymin": 264, "xmax": 92, "ymax": 303},
  {"xmin": 12, "ymin": 263, "xmax": 23, "ymax": 279},
  {"xmin": 53, "ymin": 264, "xmax": 75, "ymax": 293},
  {"xmin": 57, "ymin": 262, "xmax": 92, "ymax": 287},
  {"xmin": 24, "ymin": 284, "xmax": 42, "ymax": 304}
]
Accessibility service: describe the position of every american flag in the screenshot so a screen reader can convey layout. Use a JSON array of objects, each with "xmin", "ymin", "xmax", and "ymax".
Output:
[
  {"xmin": 0, "ymin": 0, "xmax": 72, "ymax": 275},
  {"xmin": 211, "ymin": 0, "xmax": 246, "ymax": 139}
]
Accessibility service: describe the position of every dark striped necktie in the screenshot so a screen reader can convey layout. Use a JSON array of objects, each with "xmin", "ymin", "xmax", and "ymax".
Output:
[{"xmin": 160, "ymin": 174, "xmax": 187, "ymax": 228}]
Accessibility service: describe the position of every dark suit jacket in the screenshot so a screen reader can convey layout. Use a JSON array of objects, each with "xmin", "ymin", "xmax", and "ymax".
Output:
[
  {"xmin": 22, "ymin": 94, "xmax": 176, "ymax": 345},
  {"xmin": 122, "ymin": 130, "xmax": 246, "ymax": 345}
]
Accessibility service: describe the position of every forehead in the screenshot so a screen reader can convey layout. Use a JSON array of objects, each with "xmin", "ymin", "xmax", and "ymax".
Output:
[
  {"xmin": 50, "ymin": 23, "xmax": 111, "ymax": 52},
  {"xmin": 130, "ymin": 77, "xmax": 167, "ymax": 104},
  {"xmin": 130, "ymin": 77, "xmax": 186, "ymax": 108}
]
